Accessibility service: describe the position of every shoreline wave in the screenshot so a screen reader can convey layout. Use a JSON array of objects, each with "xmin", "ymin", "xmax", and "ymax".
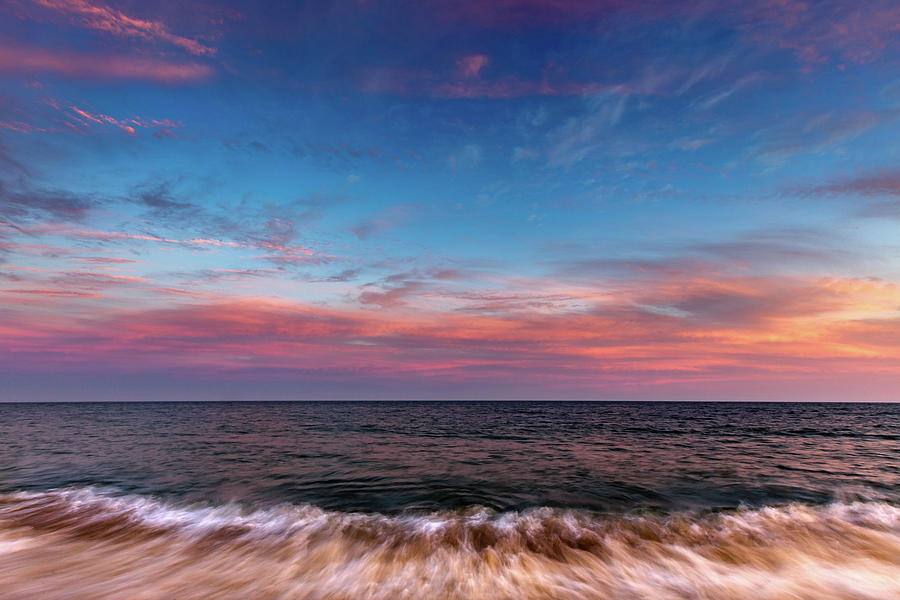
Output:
[{"xmin": 1, "ymin": 487, "xmax": 899, "ymax": 599}]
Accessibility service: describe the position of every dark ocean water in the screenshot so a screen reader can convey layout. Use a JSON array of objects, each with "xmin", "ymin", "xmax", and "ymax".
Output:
[{"xmin": 1, "ymin": 401, "xmax": 898, "ymax": 599}]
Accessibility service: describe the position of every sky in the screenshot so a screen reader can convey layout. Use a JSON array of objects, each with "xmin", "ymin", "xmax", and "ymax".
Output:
[{"xmin": 1, "ymin": 0, "xmax": 899, "ymax": 401}]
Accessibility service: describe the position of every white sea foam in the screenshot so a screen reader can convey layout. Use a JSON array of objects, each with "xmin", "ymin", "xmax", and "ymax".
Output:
[{"xmin": 1, "ymin": 487, "xmax": 899, "ymax": 599}]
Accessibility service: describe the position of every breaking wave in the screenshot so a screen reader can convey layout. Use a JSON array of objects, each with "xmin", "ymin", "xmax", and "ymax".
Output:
[{"xmin": 1, "ymin": 488, "xmax": 899, "ymax": 599}]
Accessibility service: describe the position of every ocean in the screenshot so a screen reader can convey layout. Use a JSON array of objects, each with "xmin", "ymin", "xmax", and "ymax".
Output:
[{"xmin": 0, "ymin": 401, "xmax": 898, "ymax": 599}]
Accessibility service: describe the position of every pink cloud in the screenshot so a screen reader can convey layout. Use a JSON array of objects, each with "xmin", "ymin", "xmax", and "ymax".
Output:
[
  {"xmin": 457, "ymin": 54, "xmax": 489, "ymax": 78},
  {"xmin": 0, "ymin": 120, "xmax": 50, "ymax": 133},
  {"xmin": 69, "ymin": 106, "xmax": 138, "ymax": 135},
  {"xmin": 749, "ymin": 0, "xmax": 900, "ymax": 66},
  {"xmin": 29, "ymin": 0, "xmax": 215, "ymax": 56},
  {"xmin": 1, "ymin": 269, "xmax": 897, "ymax": 396},
  {"xmin": 0, "ymin": 45, "xmax": 213, "ymax": 83},
  {"xmin": 794, "ymin": 167, "xmax": 900, "ymax": 197},
  {"xmin": 153, "ymin": 128, "xmax": 177, "ymax": 139},
  {"xmin": 4, "ymin": 100, "xmax": 186, "ymax": 137}
]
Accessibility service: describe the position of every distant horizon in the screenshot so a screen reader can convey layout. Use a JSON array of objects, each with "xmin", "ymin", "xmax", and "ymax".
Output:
[{"xmin": 1, "ymin": 398, "xmax": 897, "ymax": 404}]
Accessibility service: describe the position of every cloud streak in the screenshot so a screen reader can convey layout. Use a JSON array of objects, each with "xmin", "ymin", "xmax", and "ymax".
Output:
[
  {"xmin": 1, "ymin": 270, "xmax": 897, "ymax": 396},
  {"xmin": 28, "ymin": 0, "xmax": 215, "ymax": 56},
  {"xmin": 0, "ymin": 45, "xmax": 213, "ymax": 83}
]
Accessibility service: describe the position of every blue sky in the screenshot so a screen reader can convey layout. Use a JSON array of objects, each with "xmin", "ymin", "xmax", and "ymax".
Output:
[{"xmin": 1, "ymin": 0, "xmax": 899, "ymax": 400}]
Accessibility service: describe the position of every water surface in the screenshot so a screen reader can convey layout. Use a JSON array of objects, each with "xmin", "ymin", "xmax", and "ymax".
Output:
[{"xmin": 0, "ymin": 401, "xmax": 898, "ymax": 599}]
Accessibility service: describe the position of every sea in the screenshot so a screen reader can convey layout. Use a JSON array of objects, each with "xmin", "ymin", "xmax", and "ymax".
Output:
[{"xmin": 0, "ymin": 401, "xmax": 898, "ymax": 599}]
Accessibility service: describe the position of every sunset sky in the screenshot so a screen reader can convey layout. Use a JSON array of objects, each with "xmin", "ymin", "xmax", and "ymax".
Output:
[{"xmin": 1, "ymin": 0, "xmax": 899, "ymax": 401}]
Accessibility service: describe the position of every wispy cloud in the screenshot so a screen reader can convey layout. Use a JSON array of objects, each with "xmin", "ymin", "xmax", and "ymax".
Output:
[
  {"xmin": 801, "ymin": 168, "xmax": 900, "ymax": 197},
  {"xmin": 27, "ymin": 0, "xmax": 215, "ymax": 56},
  {"xmin": 0, "ymin": 180, "xmax": 100, "ymax": 225},
  {"xmin": 67, "ymin": 106, "xmax": 183, "ymax": 136},
  {"xmin": 0, "ymin": 44, "xmax": 213, "ymax": 83},
  {"xmin": 1, "ymin": 275, "xmax": 897, "ymax": 394},
  {"xmin": 351, "ymin": 204, "xmax": 417, "ymax": 240},
  {"xmin": 786, "ymin": 167, "xmax": 900, "ymax": 218},
  {"xmin": 749, "ymin": 108, "xmax": 900, "ymax": 164}
]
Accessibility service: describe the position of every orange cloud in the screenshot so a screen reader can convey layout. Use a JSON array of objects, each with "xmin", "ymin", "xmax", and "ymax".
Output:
[{"xmin": 1, "ymin": 272, "xmax": 897, "ymax": 394}]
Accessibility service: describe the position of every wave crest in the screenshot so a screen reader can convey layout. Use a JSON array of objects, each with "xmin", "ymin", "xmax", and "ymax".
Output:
[{"xmin": 1, "ymin": 488, "xmax": 899, "ymax": 599}]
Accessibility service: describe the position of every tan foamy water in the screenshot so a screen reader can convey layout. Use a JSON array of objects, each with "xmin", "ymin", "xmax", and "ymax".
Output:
[{"xmin": 1, "ymin": 489, "xmax": 899, "ymax": 599}]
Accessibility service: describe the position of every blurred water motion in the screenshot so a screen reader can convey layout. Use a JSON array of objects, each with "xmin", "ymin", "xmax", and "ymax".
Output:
[{"xmin": 0, "ymin": 401, "xmax": 898, "ymax": 599}]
